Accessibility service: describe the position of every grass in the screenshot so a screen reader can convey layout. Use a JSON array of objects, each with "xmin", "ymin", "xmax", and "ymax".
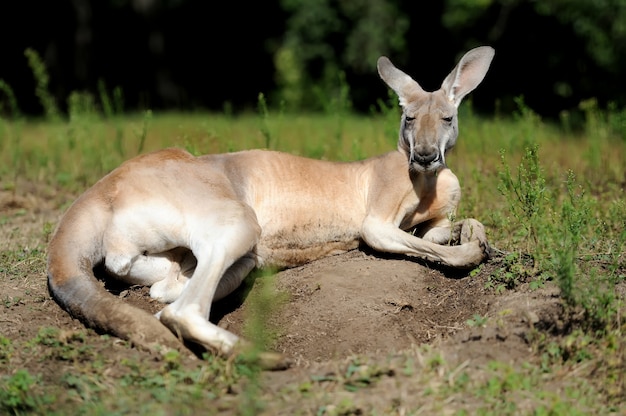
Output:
[
  {"xmin": 0, "ymin": 110, "xmax": 398, "ymax": 194},
  {"xmin": 0, "ymin": 52, "xmax": 625, "ymax": 413}
]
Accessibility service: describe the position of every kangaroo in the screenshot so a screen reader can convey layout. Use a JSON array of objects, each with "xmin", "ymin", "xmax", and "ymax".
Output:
[{"xmin": 47, "ymin": 46, "xmax": 495, "ymax": 368}]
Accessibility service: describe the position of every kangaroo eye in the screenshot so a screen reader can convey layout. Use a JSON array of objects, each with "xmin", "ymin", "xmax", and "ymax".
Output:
[
  {"xmin": 443, "ymin": 116, "xmax": 453, "ymax": 123},
  {"xmin": 405, "ymin": 115, "xmax": 415, "ymax": 121}
]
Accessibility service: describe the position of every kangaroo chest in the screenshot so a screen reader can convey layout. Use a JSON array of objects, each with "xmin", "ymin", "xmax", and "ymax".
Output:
[{"xmin": 399, "ymin": 168, "xmax": 461, "ymax": 230}]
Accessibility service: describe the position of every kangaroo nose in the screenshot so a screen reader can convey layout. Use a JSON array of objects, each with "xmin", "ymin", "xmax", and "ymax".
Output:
[{"xmin": 413, "ymin": 151, "xmax": 438, "ymax": 166}]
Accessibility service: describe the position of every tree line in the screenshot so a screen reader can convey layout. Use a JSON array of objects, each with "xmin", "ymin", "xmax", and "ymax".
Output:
[{"xmin": 0, "ymin": 0, "xmax": 624, "ymax": 123}]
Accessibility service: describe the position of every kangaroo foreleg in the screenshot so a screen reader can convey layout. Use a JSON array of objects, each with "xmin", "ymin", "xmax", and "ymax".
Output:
[
  {"xmin": 362, "ymin": 217, "xmax": 489, "ymax": 269},
  {"xmin": 419, "ymin": 217, "xmax": 488, "ymax": 247}
]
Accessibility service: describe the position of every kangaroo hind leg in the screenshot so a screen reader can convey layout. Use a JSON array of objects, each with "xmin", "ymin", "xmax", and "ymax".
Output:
[
  {"xmin": 103, "ymin": 244, "xmax": 195, "ymax": 304},
  {"xmin": 157, "ymin": 202, "xmax": 286, "ymax": 368}
]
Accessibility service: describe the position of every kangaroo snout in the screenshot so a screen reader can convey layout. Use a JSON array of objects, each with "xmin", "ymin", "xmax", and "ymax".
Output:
[
  {"xmin": 410, "ymin": 145, "xmax": 442, "ymax": 171},
  {"xmin": 412, "ymin": 150, "xmax": 439, "ymax": 166}
]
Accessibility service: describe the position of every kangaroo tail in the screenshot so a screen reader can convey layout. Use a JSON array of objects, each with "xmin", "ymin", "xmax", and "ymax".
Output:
[{"xmin": 46, "ymin": 199, "xmax": 181, "ymax": 352}]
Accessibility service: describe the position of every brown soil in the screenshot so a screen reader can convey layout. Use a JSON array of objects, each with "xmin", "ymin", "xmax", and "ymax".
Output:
[{"xmin": 214, "ymin": 248, "xmax": 561, "ymax": 367}]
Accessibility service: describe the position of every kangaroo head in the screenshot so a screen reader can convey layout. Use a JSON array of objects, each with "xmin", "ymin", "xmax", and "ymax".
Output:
[{"xmin": 377, "ymin": 46, "xmax": 495, "ymax": 173}]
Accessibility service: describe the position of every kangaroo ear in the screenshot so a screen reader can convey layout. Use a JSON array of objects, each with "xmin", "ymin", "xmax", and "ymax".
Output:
[
  {"xmin": 441, "ymin": 46, "xmax": 495, "ymax": 108},
  {"xmin": 377, "ymin": 56, "xmax": 424, "ymax": 108}
]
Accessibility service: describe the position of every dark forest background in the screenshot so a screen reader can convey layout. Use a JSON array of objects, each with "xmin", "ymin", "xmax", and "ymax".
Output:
[{"xmin": 1, "ymin": 0, "xmax": 624, "ymax": 122}]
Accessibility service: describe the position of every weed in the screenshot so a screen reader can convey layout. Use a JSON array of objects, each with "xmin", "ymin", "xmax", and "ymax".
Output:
[
  {"xmin": 2, "ymin": 296, "xmax": 22, "ymax": 308},
  {"xmin": 426, "ymin": 353, "xmax": 446, "ymax": 372},
  {"xmin": 498, "ymin": 143, "xmax": 546, "ymax": 257},
  {"xmin": 373, "ymin": 89, "xmax": 403, "ymax": 148},
  {"xmin": 496, "ymin": 125, "xmax": 624, "ymax": 339},
  {"xmin": 549, "ymin": 170, "xmax": 591, "ymax": 305},
  {"xmin": 42, "ymin": 221, "xmax": 54, "ymax": 242},
  {"xmin": 0, "ymin": 370, "xmax": 48, "ymax": 414},
  {"xmin": 322, "ymin": 397, "xmax": 361, "ymax": 415},
  {"xmin": 97, "ymin": 79, "xmax": 114, "ymax": 119},
  {"xmin": 466, "ymin": 314, "xmax": 488, "ymax": 328},
  {"xmin": 326, "ymin": 71, "xmax": 352, "ymax": 147},
  {"xmin": 112, "ymin": 85, "xmax": 124, "ymax": 115},
  {"xmin": 0, "ymin": 336, "xmax": 12, "ymax": 363},
  {"xmin": 487, "ymin": 251, "xmax": 536, "ymax": 292},
  {"xmin": 61, "ymin": 372, "xmax": 105, "ymax": 403},
  {"xmin": 313, "ymin": 69, "xmax": 353, "ymax": 117},
  {"xmin": 343, "ymin": 358, "xmax": 392, "ymax": 391},
  {"xmin": 24, "ymin": 48, "xmax": 59, "ymax": 121},
  {"xmin": 67, "ymin": 91, "xmax": 98, "ymax": 123},
  {"xmin": 241, "ymin": 268, "xmax": 285, "ymax": 354},
  {"xmin": 0, "ymin": 79, "xmax": 21, "ymax": 120},
  {"xmin": 257, "ymin": 92, "xmax": 273, "ymax": 149},
  {"xmin": 236, "ymin": 268, "xmax": 287, "ymax": 415},
  {"xmin": 135, "ymin": 109, "xmax": 152, "ymax": 155},
  {"xmin": 28, "ymin": 327, "xmax": 94, "ymax": 362}
]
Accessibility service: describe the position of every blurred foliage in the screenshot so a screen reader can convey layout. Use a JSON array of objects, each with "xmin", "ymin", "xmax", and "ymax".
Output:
[
  {"xmin": 534, "ymin": 0, "xmax": 626, "ymax": 73},
  {"xmin": 274, "ymin": 0, "xmax": 625, "ymax": 116},
  {"xmin": 442, "ymin": 0, "xmax": 626, "ymax": 74},
  {"xmin": 1, "ymin": 0, "xmax": 625, "ymax": 118},
  {"xmin": 277, "ymin": 0, "xmax": 409, "ymax": 111},
  {"xmin": 280, "ymin": 0, "xmax": 409, "ymax": 74}
]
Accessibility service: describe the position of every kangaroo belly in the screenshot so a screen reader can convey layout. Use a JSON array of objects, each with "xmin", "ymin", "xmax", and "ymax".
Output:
[{"xmin": 256, "ymin": 223, "xmax": 361, "ymax": 268}]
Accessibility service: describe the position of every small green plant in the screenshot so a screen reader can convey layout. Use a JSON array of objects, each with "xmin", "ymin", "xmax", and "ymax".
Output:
[
  {"xmin": 342, "ymin": 358, "xmax": 392, "ymax": 392},
  {"xmin": 98, "ymin": 79, "xmax": 126, "ymax": 157},
  {"xmin": 326, "ymin": 71, "xmax": 352, "ymax": 146},
  {"xmin": 257, "ymin": 92, "xmax": 274, "ymax": 149},
  {"xmin": 3, "ymin": 296, "xmax": 22, "ymax": 308},
  {"xmin": 326, "ymin": 397, "xmax": 361, "ymax": 415},
  {"xmin": 549, "ymin": 170, "xmax": 591, "ymax": 306},
  {"xmin": 426, "ymin": 353, "xmax": 446, "ymax": 371},
  {"xmin": 98, "ymin": 79, "xmax": 114, "ymax": 118},
  {"xmin": 237, "ymin": 268, "xmax": 287, "ymax": 415},
  {"xmin": 0, "ymin": 336, "xmax": 12, "ymax": 363},
  {"xmin": 240, "ymin": 268, "xmax": 284, "ymax": 354},
  {"xmin": 497, "ymin": 99, "xmax": 547, "ymax": 256},
  {"xmin": 372, "ymin": 89, "xmax": 402, "ymax": 148},
  {"xmin": 29, "ymin": 327, "xmax": 93, "ymax": 362},
  {"xmin": 487, "ymin": 251, "xmax": 536, "ymax": 292},
  {"xmin": 0, "ymin": 370, "xmax": 44, "ymax": 414},
  {"xmin": 0, "ymin": 79, "xmax": 21, "ymax": 120},
  {"xmin": 24, "ymin": 48, "xmax": 60, "ymax": 121},
  {"xmin": 0, "ymin": 79, "xmax": 24, "ymax": 181},
  {"xmin": 466, "ymin": 314, "xmax": 488, "ymax": 328},
  {"xmin": 112, "ymin": 85, "xmax": 124, "ymax": 114},
  {"xmin": 135, "ymin": 109, "xmax": 152, "ymax": 155},
  {"xmin": 67, "ymin": 91, "xmax": 98, "ymax": 122},
  {"xmin": 498, "ymin": 143, "xmax": 546, "ymax": 256},
  {"xmin": 496, "ymin": 139, "xmax": 554, "ymax": 293}
]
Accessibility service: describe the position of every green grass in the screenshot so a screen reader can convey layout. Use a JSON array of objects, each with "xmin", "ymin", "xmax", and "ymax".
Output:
[{"xmin": 0, "ymin": 110, "xmax": 398, "ymax": 194}]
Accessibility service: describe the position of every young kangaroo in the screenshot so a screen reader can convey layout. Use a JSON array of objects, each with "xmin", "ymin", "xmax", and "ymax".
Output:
[{"xmin": 47, "ymin": 46, "xmax": 495, "ymax": 368}]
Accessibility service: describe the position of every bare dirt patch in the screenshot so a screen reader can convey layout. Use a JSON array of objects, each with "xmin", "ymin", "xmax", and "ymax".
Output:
[{"xmin": 214, "ymin": 249, "xmax": 561, "ymax": 367}]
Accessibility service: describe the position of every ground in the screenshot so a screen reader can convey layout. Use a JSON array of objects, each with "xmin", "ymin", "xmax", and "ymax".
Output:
[
  {"xmin": 218, "ymin": 248, "xmax": 560, "ymax": 366},
  {"xmin": 0, "ymin": 180, "xmax": 603, "ymax": 414}
]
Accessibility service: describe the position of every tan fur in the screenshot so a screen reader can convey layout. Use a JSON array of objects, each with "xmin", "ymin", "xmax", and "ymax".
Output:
[{"xmin": 47, "ymin": 46, "xmax": 495, "ymax": 368}]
